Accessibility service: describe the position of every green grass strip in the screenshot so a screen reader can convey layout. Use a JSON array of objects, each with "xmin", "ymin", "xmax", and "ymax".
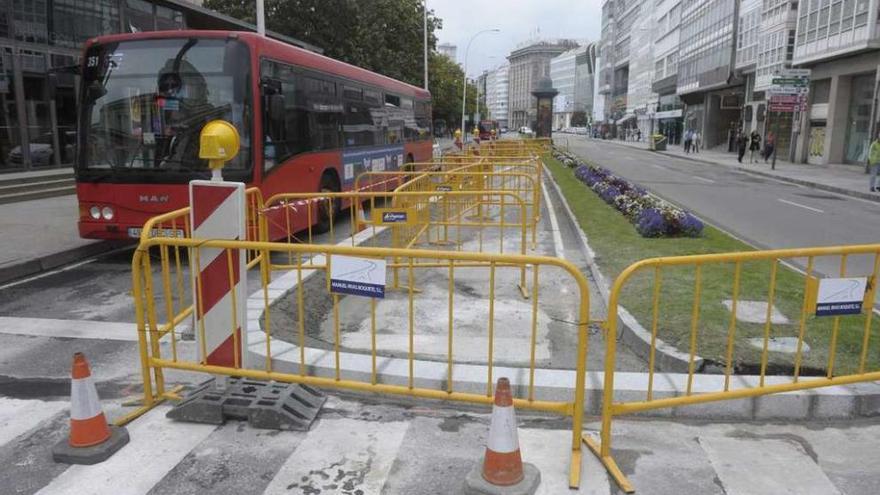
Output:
[{"xmin": 545, "ymin": 152, "xmax": 879, "ymax": 376}]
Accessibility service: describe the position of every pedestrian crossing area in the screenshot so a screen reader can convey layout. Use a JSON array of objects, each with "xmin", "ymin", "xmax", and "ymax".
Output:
[{"xmin": 0, "ymin": 395, "xmax": 872, "ymax": 495}]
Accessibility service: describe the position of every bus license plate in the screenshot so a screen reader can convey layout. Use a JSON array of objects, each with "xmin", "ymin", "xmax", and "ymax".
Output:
[{"xmin": 127, "ymin": 227, "xmax": 184, "ymax": 239}]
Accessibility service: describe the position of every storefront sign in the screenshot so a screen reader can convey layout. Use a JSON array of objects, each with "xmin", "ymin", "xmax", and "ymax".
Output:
[{"xmin": 654, "ymin": 109, "xmax": 683, "ymax": 119}]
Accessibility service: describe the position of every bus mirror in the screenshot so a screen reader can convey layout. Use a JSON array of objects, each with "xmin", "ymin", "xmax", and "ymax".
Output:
[{"xmin": 268, "ymin": 94, "xmax": 285, "ymax": 124}]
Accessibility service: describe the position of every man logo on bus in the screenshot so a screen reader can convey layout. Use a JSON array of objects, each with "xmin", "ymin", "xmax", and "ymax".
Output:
[
  {"xmin": 139, "ymin": 195, "xmax": 170, "ymax": 203},
  {"xmin": 382, "ymin": 212, "xmax": 407, "ymax": 223}
]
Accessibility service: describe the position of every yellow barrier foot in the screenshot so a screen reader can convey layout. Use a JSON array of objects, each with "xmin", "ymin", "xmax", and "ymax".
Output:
[
  {"xmin": 568, "ymin": 447, "xmax": 582, "ymax": 489},
  {"xmin": 517, "ymin": 284, "xmax": 530, "ymax": 300},
  {"xmin": 428, "ymin": 240, "xmax": 458, "ymax": 247},
  {"xmin": 114, "ymin": 385, "xmax": 186, "ymax": 427},
  {"xmin": 582, "ymin": 434, "xmax": 635, "ymax": 493}
]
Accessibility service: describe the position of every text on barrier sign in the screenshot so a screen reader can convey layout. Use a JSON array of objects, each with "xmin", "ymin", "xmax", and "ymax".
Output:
[
  {"xmin": 806, "ymin": 276, "xmax": 870, "ymax": 317},
  {"xmin": 329, "ymin": 255, "xmax": 387, "ymax": 299},
  {"xmin": 373, "ymin": 207, "xmax": 415, "ymax": 226}
]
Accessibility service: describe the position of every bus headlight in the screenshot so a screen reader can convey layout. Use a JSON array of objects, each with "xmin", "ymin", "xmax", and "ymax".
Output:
[
  {"xmin": 90, "ymin": 206, "xmax": 101, "ymax": 219},
  {"xmin": 101, "ymin": 206, "xmax": 115, "ymax": 220}
]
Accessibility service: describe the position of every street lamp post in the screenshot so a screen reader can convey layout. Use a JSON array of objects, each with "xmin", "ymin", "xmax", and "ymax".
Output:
[{"xmin": 460, "ymin": 29, "xmax": 500, "ymax": 143}]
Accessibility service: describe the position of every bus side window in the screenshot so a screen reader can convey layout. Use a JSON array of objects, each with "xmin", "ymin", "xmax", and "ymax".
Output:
[{"xmin": 344, "ymin": 87, "xmax": 377, "ymax": 147}]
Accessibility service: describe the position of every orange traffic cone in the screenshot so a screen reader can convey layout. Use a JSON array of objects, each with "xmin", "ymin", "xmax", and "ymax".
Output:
[
  {"xmin": 464, "ymin": 377, "xmax": 541, "ymax": 494},
  {"xmin": 53, "ymin": 352, "xmax": 129, "ymax": 464}
]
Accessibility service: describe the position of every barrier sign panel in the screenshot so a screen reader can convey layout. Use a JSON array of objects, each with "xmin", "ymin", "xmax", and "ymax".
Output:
[
  {"xmin": 330, "ymin": 255, "xmax": 386, "ymax": 299},
  {"xmin": 189, "ymin": 180, "xmax": 248, "ymax": 367},
  {"xmin": 815, "ymin": 277, "xmax": 868, "ymax": 316},
  {"xmin": 373, "ymin": 208, "xmax": 415, "ymax": 225}
]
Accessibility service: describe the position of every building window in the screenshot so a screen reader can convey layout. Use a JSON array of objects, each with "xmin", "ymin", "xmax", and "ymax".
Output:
[{"xmin": 51, "ymin": 0, "xmax": 121, "ymax": 49}]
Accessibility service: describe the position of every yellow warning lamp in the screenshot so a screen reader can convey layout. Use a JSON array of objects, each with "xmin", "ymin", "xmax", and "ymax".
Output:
[{"xmin": 199, "ymin": 120, "xmax": 240, "ymax": 180}]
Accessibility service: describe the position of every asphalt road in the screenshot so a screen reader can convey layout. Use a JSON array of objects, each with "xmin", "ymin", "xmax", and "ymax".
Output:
[{"xmin": 566, "ymin": 136, "xmax": 880, "ymax": 280}]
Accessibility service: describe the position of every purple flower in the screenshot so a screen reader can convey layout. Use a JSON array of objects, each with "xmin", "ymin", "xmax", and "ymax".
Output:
[
  {"xmin": 679, "ymin": 212, "xmax": 704, "ymax": 237},
  {"xmin": 636, "ymin": 208, "xmax": 667, "ymax": 237}
]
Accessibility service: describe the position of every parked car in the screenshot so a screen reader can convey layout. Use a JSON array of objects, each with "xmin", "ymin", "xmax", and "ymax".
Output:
[
  {"xmin": 519, "ymin": 126, "xmax": 534, "ymax": 136},
  {"xmin": 6, "ymin": 131, "xmax": 76, "ymax": 167}
]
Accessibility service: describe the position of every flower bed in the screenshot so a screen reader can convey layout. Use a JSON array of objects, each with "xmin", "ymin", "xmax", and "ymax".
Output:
[{"xmin": 551, "ymin": 148, "xmax": 703, "ymax": 238}]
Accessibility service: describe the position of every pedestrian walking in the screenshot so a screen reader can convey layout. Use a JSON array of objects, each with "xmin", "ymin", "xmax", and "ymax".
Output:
[
  {"xmin": 736, "ymin": 131, "xmax": 747, "ymax": 163},
  {"xmin": 869, "ymin": 131, "xmax": 880, "ymax": 192},
  {"xmin": 694, "ymin": 131, "xmax": 702, "ymax": 153},
  {"xmin": 684, "ymin": 129, "xmax": 693, "ymax": 154},
  {"xmin": 749, "ymin": 130, "xmax": 762, "ymax": 163},
  {"xmin": 763, "ymin": 132, "xmax": 776, "ymax": 163},
  {"xmin": 636, "ymin": 129, "xmax": 642, "ymax": 142}
]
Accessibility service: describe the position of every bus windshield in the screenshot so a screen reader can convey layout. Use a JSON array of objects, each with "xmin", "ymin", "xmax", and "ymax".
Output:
[{"xmin": 78, "ymin": 37, "xmax": 252, "ymax": 181}]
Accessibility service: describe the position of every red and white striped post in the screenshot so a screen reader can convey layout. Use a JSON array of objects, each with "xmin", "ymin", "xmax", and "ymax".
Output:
[{"xmin": 189, "ymin": 120, "xmax": 247, "ymax": 387}]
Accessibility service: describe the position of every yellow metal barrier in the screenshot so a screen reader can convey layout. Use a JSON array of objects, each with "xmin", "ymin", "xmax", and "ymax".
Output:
[
  {"xmin": 587, "ymin": 243, "xmax": 880, "ymax": 493},
  {"xmin": 125, "ymin": 234, "xmax": 592, "ymax": 488},
  {"xmin": 355, "ymin": 168, "xmax": 542, "ymax": 246}
]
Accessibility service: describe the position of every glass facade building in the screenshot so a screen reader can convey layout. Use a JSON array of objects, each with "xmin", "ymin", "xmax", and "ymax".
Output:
[{"xmin": 0, "ymin": 0, "xmax": 314, "ymax": 172}]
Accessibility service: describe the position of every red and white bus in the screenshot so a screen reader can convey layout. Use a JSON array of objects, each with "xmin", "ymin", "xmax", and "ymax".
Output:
[{"xmin": 75, "ymin": 30, "xmax": 432, "ymax": 240}]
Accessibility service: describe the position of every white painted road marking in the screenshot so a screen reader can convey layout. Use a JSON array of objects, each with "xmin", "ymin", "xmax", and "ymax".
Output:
[
  {"xmin": 700, "ymin": 435, "xmax": 841, "ymax": 495},
  {"xmin": 649, "ymin": 163, "xmax": 667, "ymax": 171},
  {"xmin": 541, "ymin": 182, "xmax": 564, "ymax": 258},
  {"xmin": 778, "ymin": 198, "xmax": 825, "ymax": 213},
  {"xmin": 0, "ymin": 317, "xmax": 138, "ymax": 341},
  {"xmin": 37, "ymin": 407, "xmax": 216, "ymax": 495},
  {"xmin": 262, "ymin": 418, "xmax": 408, "ymax": 495},
  {"xmin": 693, "ymin": 176, "xmax": 715, "ymax": 184},
  {"xmin": 0, "ymin": 316, "xmax": 189, "ymax": 342},
  {"xmin": 0, "ymin": 398, "xmax": 67, "ymax": 448}
]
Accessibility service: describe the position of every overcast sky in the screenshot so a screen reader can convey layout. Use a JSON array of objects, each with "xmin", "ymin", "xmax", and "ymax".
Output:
[{"xmin": 429, "ymin": 0, "xmax": 603, "ymax": 78}]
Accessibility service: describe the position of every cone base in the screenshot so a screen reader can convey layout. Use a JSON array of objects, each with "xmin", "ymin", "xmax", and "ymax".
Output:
[
  {"xmin": 464, "ymin": 461, "xmax": 541, "ymax": 495},
  {"xmin": 52, "ymin": 425, "xmax": 130, "ymax": 465}
]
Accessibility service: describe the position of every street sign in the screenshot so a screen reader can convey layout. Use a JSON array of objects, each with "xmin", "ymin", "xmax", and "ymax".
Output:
[
  {"xmin": 772, "ymin": 78, "xmax": 809, "ymax": 86},
  {"xmin": 769, "ymin": 86, "xmax": 809, "ymax": 95},
  {"xmin": 780, "ymin": 68, "xmax": 811, "ymax": 77},
  {"xmin": 769, "ymin": 103, "xmax": 799, "ymax": 113}
]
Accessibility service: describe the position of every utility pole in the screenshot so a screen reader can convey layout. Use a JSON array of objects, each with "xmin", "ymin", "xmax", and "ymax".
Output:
[
  {"xmin": 256, "ymin": 0, "xmax": 265, "ymax": 36},
  {"xmin": 423, "ymin": 1, "xmax": 429, "ymax": 91}
]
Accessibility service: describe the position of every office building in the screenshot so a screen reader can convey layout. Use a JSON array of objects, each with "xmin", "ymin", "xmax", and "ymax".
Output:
[
  {"xmin": 792, "ymin": 0, "xmax": 880, "ymax": 165},
  {"xmin": 677, "ymin": 0, "xmax": 742, "ymax": 150},
  {"xmin": 550, "ymin": 44, "xmax": 597, "ymax": 129},
  {"xmin": 506, "ymin": 39, "xmax": 578, "ymax": 130},
  {"xmin": 650, "ymin": 0, "xmax": 684, "ymax": 144},
  {"xmin": 437, "ymin": 43, "xmax": 458, "ymax": 63},
  {"xmin": 0, "ymin": 0, "xmax": 316, "ymax": 171},
  {"xmin": 485, "ymin": 63, "xmax": 509, "ymax": 128}
]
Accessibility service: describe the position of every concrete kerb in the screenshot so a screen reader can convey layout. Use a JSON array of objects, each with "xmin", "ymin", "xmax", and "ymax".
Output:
[
  {"xmin": 240, "ymin": 184, "xmax": 880, "ymax": 421},
  {"xmin": 542, "ymin": 164, "xmax": 701, "ymax": 373},
  {"xmin": 599, "ymin": 139, "xmax": 880, "ymax": 204},
  {"xmin": 0, "ymin": 240, "xmax": 124, "ymax": 285}
]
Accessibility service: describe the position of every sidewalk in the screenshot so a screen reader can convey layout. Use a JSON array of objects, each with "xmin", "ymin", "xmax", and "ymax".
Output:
[
  {"xmin": 595, "ymin": 137, "xmax": 877, "ymax": 203},
  {"xmin": 0, "ymin": 193, "xmax": 122, "ymax": 285}
]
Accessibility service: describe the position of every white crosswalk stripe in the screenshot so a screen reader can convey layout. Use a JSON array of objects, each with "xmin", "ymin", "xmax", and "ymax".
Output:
[
  {"xmin": 0, "ymin": 395, "xmax": 859, "ymax": 495},
  {"xmin": 262, "ymin": 418, "xmax": 409, "ymax": 495},
  {"xmin": 0, "ymin": 398, "xmax": 67, "ymax": 448},
  {"xmin": 36, "ymin": 407, "xmax": 216, "ymax": 495}
]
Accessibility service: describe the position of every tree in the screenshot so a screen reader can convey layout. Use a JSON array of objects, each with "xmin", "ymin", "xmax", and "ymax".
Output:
[
  {"xmin": 427, "ymin": 53, "xmax": 478, "ymax": 132},
  {"xmin": 203, "ymin": 0, "xmax": 441, "ymax": 87},
  {"xmin": 571, "ymin": 111, "xmax": 588, "ymax": 127}
]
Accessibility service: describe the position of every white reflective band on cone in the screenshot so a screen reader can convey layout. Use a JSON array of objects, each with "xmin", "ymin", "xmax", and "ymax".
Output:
[
  {"xmin": 70, "ymin": 377, "xmax": 103, "ymax": 420},
  {"xmin": 486, "ymin": 406, "xmax": 519, "ymax": 453}
]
